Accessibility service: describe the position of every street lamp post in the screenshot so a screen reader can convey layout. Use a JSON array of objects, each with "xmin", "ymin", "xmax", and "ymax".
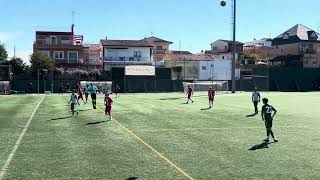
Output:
[
  {"xmin": 37, "ymin": 69, "xmax": 40, "ymax": 94},
  {"xmin": 210, "ymin": 64, "xmax": 214, "ymax": 87},
  {"xmin": 221, "ymin": 0, "xmax": 236, "ymax": 93},
  {"xmin": 43, "ymin": 69, "xmax": 48, "ymax": 93}
]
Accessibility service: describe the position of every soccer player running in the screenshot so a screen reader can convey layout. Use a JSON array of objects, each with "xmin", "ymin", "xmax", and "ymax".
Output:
[
  {"xmin": 261, "ymin": 98, "xmax": 278, "ymax": 143},
  {"xmin": 104, "ymin": 93, "xmax": 113, "ymax": 121},
  {"xmin": 252, "ymin": 88, "xmax": 261, "ymax": 114},
  {"xmin": 77, "ymin": 85, "xmax": 86, "ymax": 104},
  {"xmin": 88, "ymin": 83, "xmax": 98, "ymax": 109},
  {"xmin": 186, "ymin": 85, "xmax": 194, "ymax": 103},
  {"xmin": 28, "ymin": 82, "xmax": 33, "ymax": 95},
  {"xmin": 208, "ymin": 86, "xmax": 215, "ymax": 108},
  {"xmin": 115, "ymin": 84, "xmax": 120, "ymax": 98},
  {"xmin": 59, "ymin": 83, "xmax": 63, "ymax": 95},
  {"xmin": 84, "ymin": 84, "xmax": 89, "ymax": 103},
  {"xmin": 68, "ymin": 91, "xmax": 79, "ymax": 116}
]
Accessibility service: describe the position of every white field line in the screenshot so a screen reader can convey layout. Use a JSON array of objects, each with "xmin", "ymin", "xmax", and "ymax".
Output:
[
  {"xmin": 95, "ymin": 106, "xmax": 194, "ymax": 180},
  {"xmin": 132, "ymin": 125, "xmax": 316, "ymax": 133},
  {"xmin": 0, "ymin": 95, "xmax": 45, "ymax": 180}
]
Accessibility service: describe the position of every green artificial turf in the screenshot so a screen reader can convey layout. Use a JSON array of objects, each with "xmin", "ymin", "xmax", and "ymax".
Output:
[{"xmin": 0, "ymin": 92, "xmax": 319, "ymax": 179}]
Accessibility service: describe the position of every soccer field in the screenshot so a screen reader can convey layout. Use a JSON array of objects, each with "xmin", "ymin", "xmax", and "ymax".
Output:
[{"xmin": 0, "ymin": 92, "xmax": 320, "ymax": 180}]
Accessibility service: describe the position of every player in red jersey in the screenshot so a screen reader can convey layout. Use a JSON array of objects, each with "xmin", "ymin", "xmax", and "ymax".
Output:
[
  {"xmin": 208, "ymin": 86, "xmax": 215, "ymax": 108},
  {"xmin": 115, "ymin": 84, "xmax": 120, "ymax": 98},
  {"xmin": 77, "ymin": 85, "xmax": 86, "ymax": 104},
  {"xmin": 186, "ymin": 85, "xmax": 194, "ymax": 103},
  {"xmin": 104, "ymin": 93, "xmax": 113, "ymax": 121}
]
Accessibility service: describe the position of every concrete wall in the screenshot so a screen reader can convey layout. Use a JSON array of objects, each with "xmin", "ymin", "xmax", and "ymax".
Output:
[
  {"xmin": 199, "ymin": 60, "xmax": 240, "ymax": 80},
  {"xmin": 272, "ymin": 43, "xmax": 300, "ymax": 56},
  {"xmin": 164, "ymin": 60, "xmax": 199, "ymax": 80},
  {"xmin": 272, "ymin": 42, "xmax": 320, "ymax": 68},
  {"xmin": 164, "ymin": 60, "xmax": 240, "ymax": 81}
]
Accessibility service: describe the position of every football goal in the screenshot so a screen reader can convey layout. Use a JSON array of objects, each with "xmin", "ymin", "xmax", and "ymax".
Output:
[{"xmin": 183, "ymin": 81, "xmax": 229, "ymax": 95}]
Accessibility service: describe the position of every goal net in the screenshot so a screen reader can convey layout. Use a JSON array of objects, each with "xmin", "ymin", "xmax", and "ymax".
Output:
[
  {"xmin": 183, "ymin": 81, "xmax": 229, "ymax": 95},
  {"xmin": 80, "ymin": 81, "xmax": 113, "ymax": 93}
]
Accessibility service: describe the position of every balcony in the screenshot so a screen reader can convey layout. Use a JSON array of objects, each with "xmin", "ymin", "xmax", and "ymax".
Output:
[
  {"xmin": 154, "ymin": 49, "xmax": 167, "ymax": 54},
  {"xmin": 34, "ymin": 40, "xmax": 82, "ymax": 48},
  {"xmin": 104, "ymin": 57, "xmax": 152, "ymax": 65},
  {"xmin": 299, "ymin": 49, "xmax": 317, "ymax": 55}
]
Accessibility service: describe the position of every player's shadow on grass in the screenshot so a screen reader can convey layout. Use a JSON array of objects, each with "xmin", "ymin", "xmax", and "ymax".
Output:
[
  {"xmin": 201, "ymin": 107, "xmax": 211, "ymax": 111},
  {"xmin": 86, "ymin": 121, "xmax": 106, "ymax": 125},
  {"xmin": 126, "ymin": 177, "xmax": 138, "ymax": 180},
  {"xmin": 78, "ymin": 109, "xmax": 93, "ymax": 112},
  {"xmin": 50, "ymin": 116, "xmax": 72, "ymax": 121},
  {"xmin": 159, "ymin": 95, "xmax": 203, "ymax": 101},
  {"xmin": 249, "ymin": 141, "xmax": 270, "ymax": 151},
  {"xmin": 246, "ymin": 112, "xmax": 258, "ymax": 117},
  {"xmin": 159, "ymin": 97, "xmax": 185, "ymax": 100}
]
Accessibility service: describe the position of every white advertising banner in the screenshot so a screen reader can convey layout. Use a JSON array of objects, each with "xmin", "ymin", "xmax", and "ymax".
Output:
[{"xmin": 125, "ymin": 66, "xmax": 155, "ymax": 76}]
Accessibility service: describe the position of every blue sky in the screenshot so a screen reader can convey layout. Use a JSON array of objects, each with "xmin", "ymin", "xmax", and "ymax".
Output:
[{"xmin": 1, "ymin": 0, "xmax": 320, "ymax": 63}]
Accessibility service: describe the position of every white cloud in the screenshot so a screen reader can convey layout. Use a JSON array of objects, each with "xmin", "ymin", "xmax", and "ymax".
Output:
[{"xmin": 0, "ymin": 32, "xmax": 22, "ymax": 42}]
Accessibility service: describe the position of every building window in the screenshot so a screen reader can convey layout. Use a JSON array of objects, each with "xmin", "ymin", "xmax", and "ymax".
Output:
[
  {"xmin": 134, "ymin": 51, "xmax": 142, "ymax": 58},
  {"xmin": 222, "ymin": 56, "xmax": 225, "ymax": 59},
  {"xmin": 156, "ymin": 46, "xmax": 163, "ymax": 50},
  {"xmin": 225, "ymin": 46, "xmax": 228, "ymax": 50},
  {"xmin": 202, "ymin": 66, "xmax": 206, "ymax": 70},
  {"xmin": 283, "ymin": 33, "xmax": 289, "ymax": 39},
  {"xmin": 40, "ymin": 51, "xmax": 50, "ymax": 57},
  {"xmin": 310, "ymin": 31, "xmax": 317, "ymax": 39},
  {"xmin": 313, "ymin": 61, "xmax": 316, "ymax": 65},
  {"xmin": 54, "ymin": 51, "xmax": 64, "ymax": 59},
  {"xmin": 68, "ymin": 51, "xmax": 78, "ymax": 63},
  {"xmin": 50, "ymin": 36, "xmax": 57, "ymax": 45}
]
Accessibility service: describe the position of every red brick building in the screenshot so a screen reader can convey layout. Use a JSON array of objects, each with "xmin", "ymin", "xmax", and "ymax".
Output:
[{"xmin": 33, "ymin": 26, "xmax": 85, "ymax": 69}]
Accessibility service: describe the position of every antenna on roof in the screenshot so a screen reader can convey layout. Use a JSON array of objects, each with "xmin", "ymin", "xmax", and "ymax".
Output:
[
  {"xmin": 13, "ymin": 45, "xmax": 16, "ymax": 59},
  {"xmin": 71, "ymin": 11, "xmax": 75, "ymax": 33},
  {"xmin": 150, "ymin": 32, "xmax": 154, "ymax": 37}
]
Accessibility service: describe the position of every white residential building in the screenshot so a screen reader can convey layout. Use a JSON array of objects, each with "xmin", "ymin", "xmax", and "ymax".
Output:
[
  {"xmin": 101, "ymin": 39, "xmax": 154, "ymax": 71},
  {"xmin": 205, "ymin": 39, "xmax": 244, "ymax": 64},
  {"xmin": 198, "ymin": 59, "xmax": 240, "ymax": 81},
  {"xmin": 245, "ymin": 38, "xmax": 273, "ymax": 47},
  {"xmin": 164, "ymin": 54, "xmax": 240, "ymax": 81}
]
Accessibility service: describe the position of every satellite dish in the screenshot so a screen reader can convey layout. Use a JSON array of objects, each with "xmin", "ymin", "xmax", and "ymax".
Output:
[{"xmin": 220, "ymin": 0, "xmax": 226, "ymax": 6}]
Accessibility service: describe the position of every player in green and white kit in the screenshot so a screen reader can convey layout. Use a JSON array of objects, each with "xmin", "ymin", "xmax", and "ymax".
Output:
[
  {"xmin": 68, "ymin": 91, "xmax": 79, "ymax": 116},
  {"xmin": 261, "ymin": 98, "xmax": 278, "ymax": 143},
  {"xmin": 252, "ymin": 88, "xmax": 261, "ymax": 114}
]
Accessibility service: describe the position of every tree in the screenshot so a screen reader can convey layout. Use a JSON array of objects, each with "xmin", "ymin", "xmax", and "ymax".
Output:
[
  {"xmin": 0, "ymin": 42, "xmax": 8, "ymax": 62},
  {"xmin": 241, "ymin": 52, "xmax": 257, "ymax": 65},
  {"xmin": 0, "ymin": 57, "xmax": 26, "ymax": 74},
  {"xmin": 30, "ymin": 52, "xmax": 55, "ymax": 73}
]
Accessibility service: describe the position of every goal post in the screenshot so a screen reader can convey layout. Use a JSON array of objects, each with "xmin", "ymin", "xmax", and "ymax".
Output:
[{"xmin": 183, "ymin": 81, "xmax": 229, "ymax": 95}]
